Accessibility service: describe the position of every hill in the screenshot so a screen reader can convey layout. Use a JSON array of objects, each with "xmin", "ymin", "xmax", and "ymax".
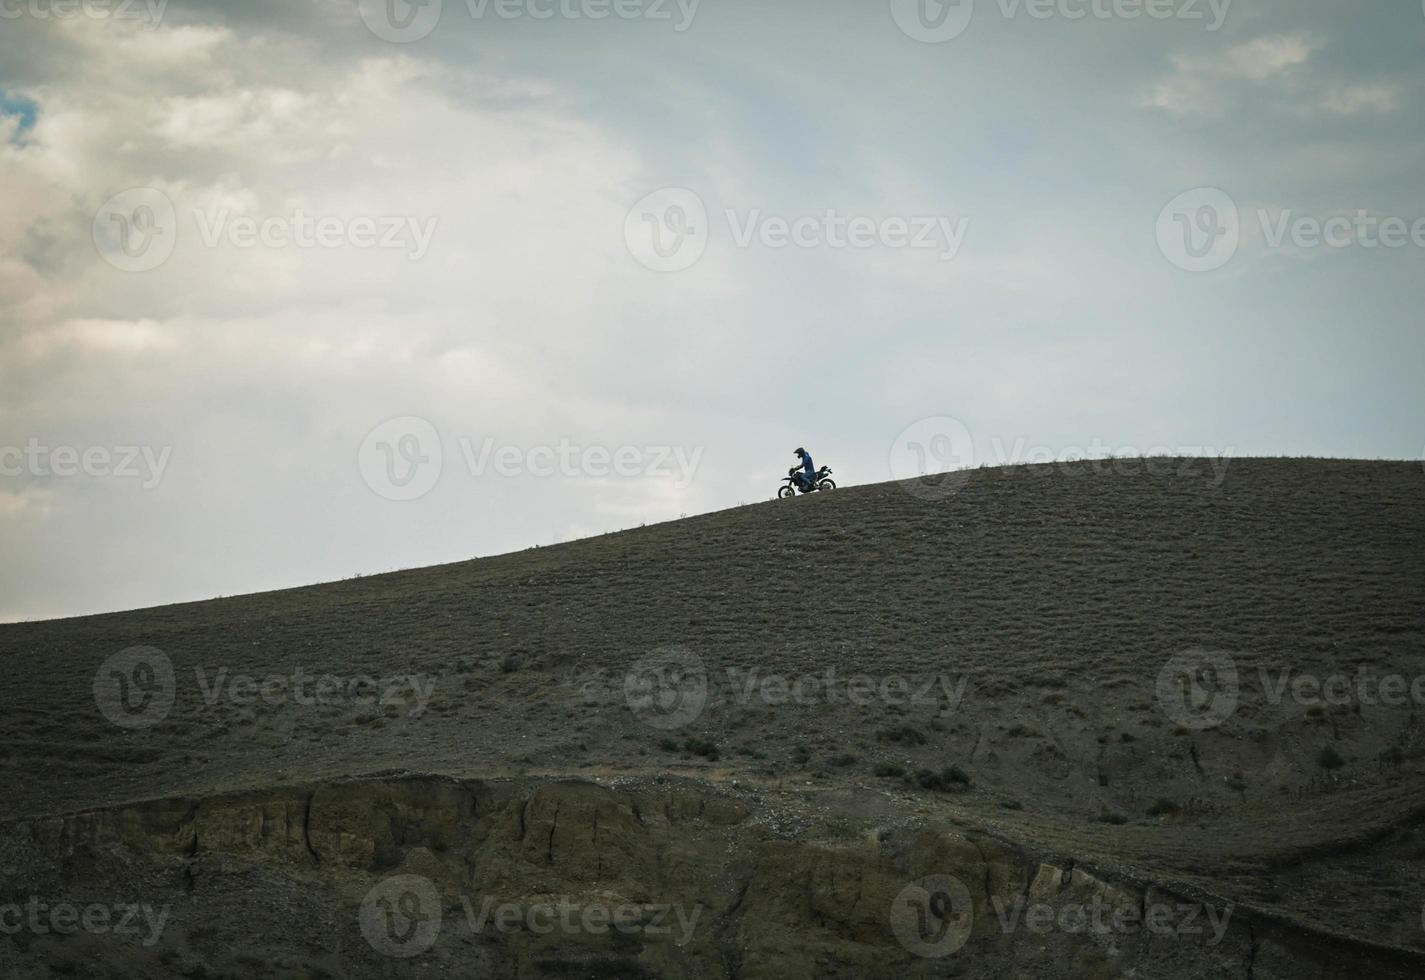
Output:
[{"xmin": 2, "ymin": 457, "xmax": 1423, "ymax": 978}]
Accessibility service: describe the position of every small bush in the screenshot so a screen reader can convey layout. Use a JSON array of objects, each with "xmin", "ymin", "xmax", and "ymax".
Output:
[
  {"xmin": 828, "ymin": 753, "xmax": 858, "ymax": 768},
  {"xmin": 877, "ymin": 726, "xmax": 927, "ymax": 746},
  {"xmin": 1317, "ymin": 745, "xmax": 1345, "ymax": 770},
  {"xmin": 873, "ymin": 762, "xmax": 906, "ymax": 779},
  {"xmin": 684, "ymin": 737, "xmax": 720, "ymax": 761},
  {"xmin": 1146, "ymin": 798, "xmax": 1180, "ymax": 817},
  {"xmin": 913, "ymin": 766, "xmax": 972, "ymax": 791},
  {"xmin": 1098, "ymin": 811, "xmax": 1130, "ymax": 825}
]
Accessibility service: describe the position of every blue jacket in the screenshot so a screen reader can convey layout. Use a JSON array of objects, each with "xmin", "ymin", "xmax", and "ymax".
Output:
[{"xmin": 800, "ymin": 453, "xmax": 816, "ymax": 478}]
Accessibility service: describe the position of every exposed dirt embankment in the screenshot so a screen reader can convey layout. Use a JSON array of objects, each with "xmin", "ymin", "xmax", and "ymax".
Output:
[{"xmin": 1, "ymin": 774, "xmax": 1417, "ymax": 979}]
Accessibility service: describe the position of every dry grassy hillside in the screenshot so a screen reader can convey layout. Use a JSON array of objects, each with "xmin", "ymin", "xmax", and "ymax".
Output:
[{"xmin": 2, "ymin": 457, "xmax": 1424, "ymax": 975}]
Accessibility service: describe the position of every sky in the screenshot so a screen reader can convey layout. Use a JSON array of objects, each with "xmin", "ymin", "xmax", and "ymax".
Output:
[{"xmin": 1, "ymin": 0, "xmax": 1423, "ymax": 621}]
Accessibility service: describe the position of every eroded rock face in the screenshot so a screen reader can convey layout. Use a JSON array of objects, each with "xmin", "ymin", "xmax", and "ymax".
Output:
[{"xmin": 0, "ymin": 776, "xmax": 1415, "ymax": 979}]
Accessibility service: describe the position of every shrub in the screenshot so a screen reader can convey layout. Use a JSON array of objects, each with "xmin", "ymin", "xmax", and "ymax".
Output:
[
  {"xmin": 1317, "ymin": 745, "xmax": 1345, "ymax": 770},
  {"xmin": 1146, "ymin": 798, "xmax": 1180, "ymax": 817},
  {"xmin": 873, "ymin": 762, "xmax": 906, "ymax": 779},
  {"xmin": 913, "ymin": 766, "xmax": 972, "ymax": 791},
  {"xmin": 877, "ymin": 726, "xmax": 927, "ymax": 746},
  {"xmin": 684, "ymin": 737, "xmax": 720, "ymax": 761}
]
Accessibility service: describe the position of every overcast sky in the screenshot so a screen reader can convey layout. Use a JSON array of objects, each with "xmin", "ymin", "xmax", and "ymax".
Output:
[{"xmin": 1, "ymin": 0, "xmax": 1423, "ymax": 621}]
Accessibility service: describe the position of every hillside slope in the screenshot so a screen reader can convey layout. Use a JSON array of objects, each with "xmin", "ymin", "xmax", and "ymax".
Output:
[{"xmin": 2, "ymin": 457, "xmax": 1424, "ymax": 976}]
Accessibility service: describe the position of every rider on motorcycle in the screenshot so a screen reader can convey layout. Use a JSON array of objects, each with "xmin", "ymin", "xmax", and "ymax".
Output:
[{"xmin": 793, "ymin": 447, "xmax": 816, "ymax": 491}]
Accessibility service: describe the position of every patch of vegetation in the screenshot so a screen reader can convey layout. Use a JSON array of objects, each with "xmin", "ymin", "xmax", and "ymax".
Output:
[
  {"xmin": 873, "ymin": 762, "xmax": 906, "ymax": 779},
  {"xmin": 876, "ymin": 725, "xmax": 927, "ymax": 746},
  {"xmin": 683, "ymin": 737, "xmax": 720, "ymax": 761},
  {"xmin": 1098, "ymin": 810, "xmax": 1130, "ymax": 825},
  {"xmin": 913, "ymin": 766, "xmax": 971, "ymax": 791},
  {"xmin": 1317, "ymin": 745, "xmax": 1345, "ymax": 770},
  {"xmin": 827, "ymin": 753, "xmax": 858, "ymax": 768},
  {"xmin": 1146, "ymin": 798, "xmax": 1180, "ymax": 817}
]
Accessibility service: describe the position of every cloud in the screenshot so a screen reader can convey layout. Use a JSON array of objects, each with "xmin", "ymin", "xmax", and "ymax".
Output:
[
  {"xmin": 1137, "ymin": 33, "xmax": 1323, "ymax": 117},
  {"xmin": 1319, "ymin": 83, "xmax": 1399, "ymax": 116}
]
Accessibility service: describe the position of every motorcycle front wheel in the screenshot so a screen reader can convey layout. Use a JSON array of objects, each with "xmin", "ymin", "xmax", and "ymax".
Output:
[
  {"xmin": 777, "ymin": 484, "xmax": 797, "ymax": 499},
  {"xmin": 817, "ymin": 479, "xmax": 836, "ymax": 491}
]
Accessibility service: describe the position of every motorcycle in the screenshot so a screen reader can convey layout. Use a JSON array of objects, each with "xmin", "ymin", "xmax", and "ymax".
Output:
[{"xmin": 778, "ymin": 465, "xmax": 835, "ymax": 498}]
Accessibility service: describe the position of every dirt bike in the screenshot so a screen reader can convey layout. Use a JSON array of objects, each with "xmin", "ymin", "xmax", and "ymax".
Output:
[{"xmin": 778, "ymin": 465, "xmax": 835, "ymax": 498}]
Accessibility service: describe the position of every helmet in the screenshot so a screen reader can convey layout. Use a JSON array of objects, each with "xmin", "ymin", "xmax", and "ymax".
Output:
[{"xmin": 794, "ymin": 447, "xmax": 806, "ymax": 458}]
